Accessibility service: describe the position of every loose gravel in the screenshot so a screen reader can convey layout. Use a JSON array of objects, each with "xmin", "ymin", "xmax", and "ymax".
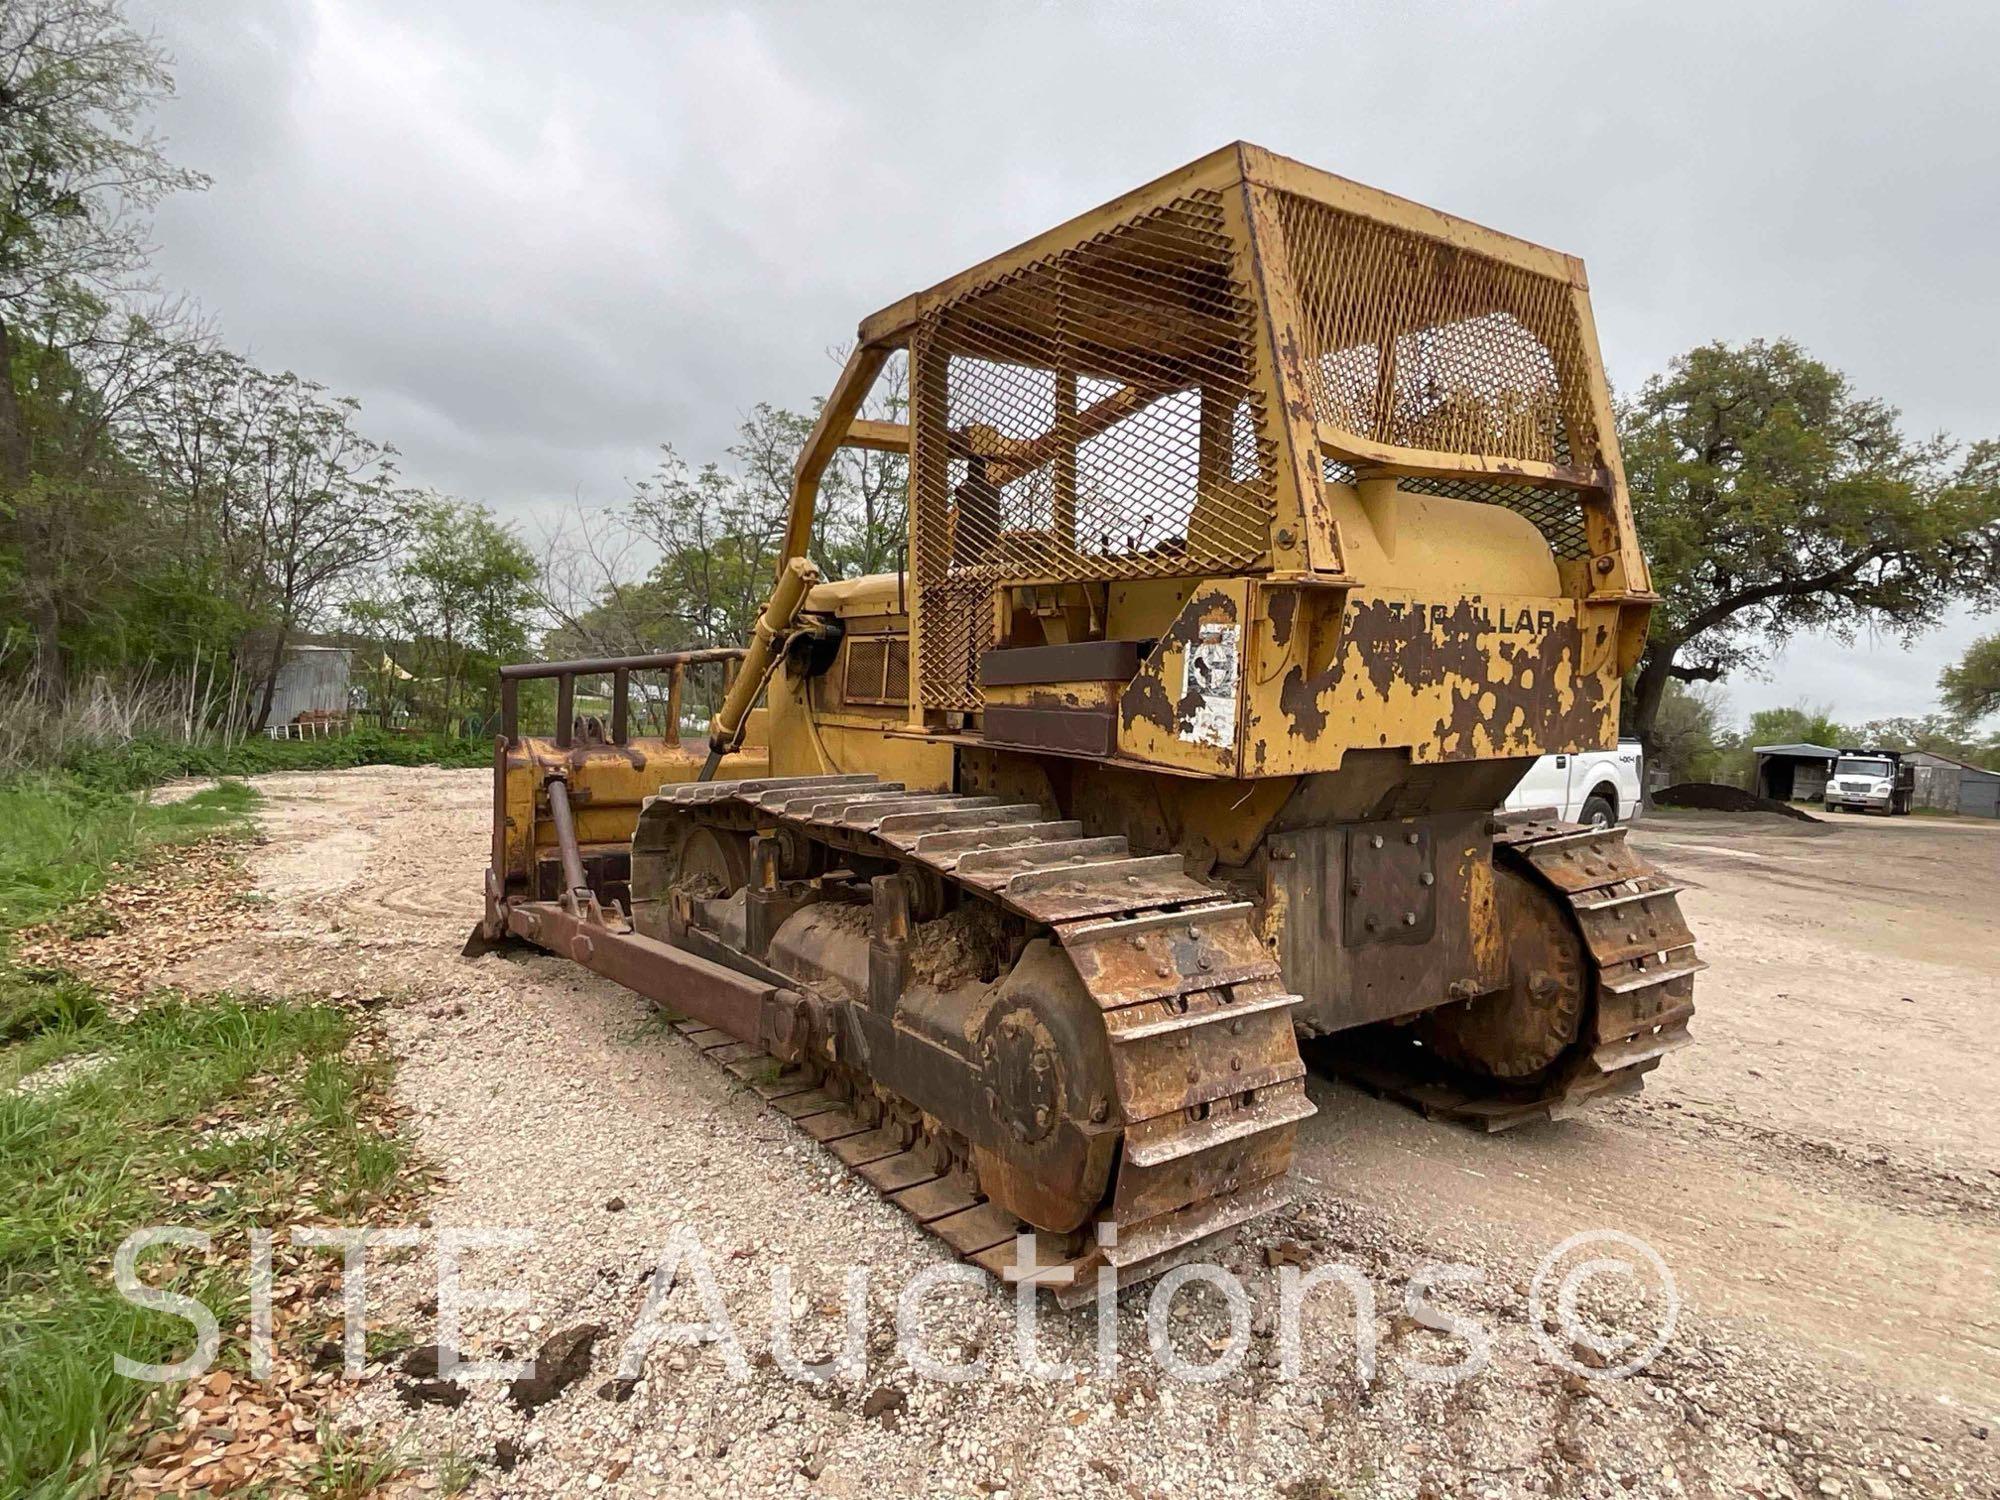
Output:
[{"xmin": 135, "ymin": 767, "xmax": 1998, "ymax": 1499}]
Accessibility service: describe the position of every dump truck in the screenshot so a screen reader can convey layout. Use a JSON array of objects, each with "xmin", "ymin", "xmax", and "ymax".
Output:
[
  {"xmin": 1823, "ymin": 749, "xmax": 1915, "ymax": 815},
  {"xmin": 471, "ymin": 143, "xmax": 1701, "ymax": 1298}
]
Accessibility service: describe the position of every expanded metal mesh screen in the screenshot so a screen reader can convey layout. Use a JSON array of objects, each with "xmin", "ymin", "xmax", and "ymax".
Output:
[
  {"xmin": 911, "ymin": 190, "xmax": 1276, "ymax": 711},
  {"xmin": 1273, "ymin": 191, "xmax": 1598, "ymax": 473},
  {"xmin": 902, "ymin": 175, "xmax": 1608, "ymax": 713},
  {"xmin": 841, "ymin": 634, "xmax": 910, "ymax": 706},
  {"xmin": 1323, "ymin": 458, "xmax": 1588, "ymax": 558},
  {"xmin": 1398, "ymin": 477, "xmax": 1590, "ymax": 559}
]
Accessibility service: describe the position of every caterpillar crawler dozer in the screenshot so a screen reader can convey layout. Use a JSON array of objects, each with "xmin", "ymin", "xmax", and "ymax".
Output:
[{"xmin": 472, "ymin": 143, "xmax": 1700, "ymax": 1298}]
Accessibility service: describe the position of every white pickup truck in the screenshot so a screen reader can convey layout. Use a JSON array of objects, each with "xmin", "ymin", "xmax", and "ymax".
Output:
[{"xmin": 1502, "ymin": 739, "xmax": 1645, "ymax": 827}]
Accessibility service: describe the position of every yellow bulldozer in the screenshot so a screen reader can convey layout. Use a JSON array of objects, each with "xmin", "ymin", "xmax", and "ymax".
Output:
[{"xmin": 470, "ymin": 143, "xmax": 1699, "ymax": 1298}]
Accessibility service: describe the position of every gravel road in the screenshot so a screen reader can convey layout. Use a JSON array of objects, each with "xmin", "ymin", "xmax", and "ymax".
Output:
[{"xmin": 164, "ymin": 768, "xmax": 1999, "ymax": 1499}]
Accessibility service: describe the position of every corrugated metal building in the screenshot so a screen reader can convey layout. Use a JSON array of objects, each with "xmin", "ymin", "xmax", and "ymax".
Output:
[
  {"xmin": 265, "ymin": 644, "xmax": 354, "ymax": 728},
  {"xmin": 1905, "ymin": 750, "xmax": 2000, "ymax": 818}
]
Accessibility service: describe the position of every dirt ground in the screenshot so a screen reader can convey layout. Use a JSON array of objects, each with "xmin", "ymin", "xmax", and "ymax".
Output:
[{"xmin": 155, "ymin": 768, "xmax": 1997, "ymax": 1499}]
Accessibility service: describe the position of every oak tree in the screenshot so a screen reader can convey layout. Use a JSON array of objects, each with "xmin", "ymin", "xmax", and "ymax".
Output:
[
  {"xmin": 1621, "ymin": 339, "xmax": 2000, "ymax": 747},
  {"xmin": 1939, "ymin": 632, "xmax": 2000, "ymax": 724}
]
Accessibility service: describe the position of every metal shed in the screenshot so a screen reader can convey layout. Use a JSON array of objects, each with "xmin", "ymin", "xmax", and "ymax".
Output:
[
  {"xmin": 264, "ymin": 644, "xmax": 354, "ymax": 730},
  {"xmin": 1752, "ymin": 743, "xmax": 1840, "ymax": 803},
  {"xmin": 1904, "ymin": 750, "xmax": 2000, "ymax": 818},
  {"xmin": 1967, "ymin": 768, "xmax": 2000, "ymax": 819}
]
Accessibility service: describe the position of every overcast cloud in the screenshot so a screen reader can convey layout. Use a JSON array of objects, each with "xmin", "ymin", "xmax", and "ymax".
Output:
[{"xmin": 127, "ymin": 0, "xmax": 1999, "ymax": 727}]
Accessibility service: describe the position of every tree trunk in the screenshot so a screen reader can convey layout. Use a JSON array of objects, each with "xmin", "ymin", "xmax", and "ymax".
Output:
[
  {"xmin": 0, "ymin": 313, "xmax": 66, "ymax": 700},
  {"xmin": 0, "ymin": 314, "xmax": 27, "ymax": 492},
  {"xmin": 27, "ymin": 588, "xmax": 62, "ymax": 701},
  {"xmin": 1627, "ymin": 645, "xmax": 1679, "ymax": 753},
  {"xmin": 252, "ymin": 621, "xmax": 290, "ymax": 734}
]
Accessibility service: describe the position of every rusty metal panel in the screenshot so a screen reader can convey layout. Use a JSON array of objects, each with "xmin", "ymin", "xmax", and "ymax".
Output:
[
  {"xmin": 1062, "ymin": 903, "xmax": 1275, "ymax": 1008},
  {"xmin": 1509, "ymin": 826, "xmax": 1652, "ymax": 892},
  {"xmin": 982, "ymin": 704, "xmax": 1118, "ymax": 756},
  {"xmin": 1570, "ymin": 887, "xmax": 1697, "ymax": 968},
  {"xmin": 855, "ymin": 1150, "xmax": 942, "ymax": 1194},
  {"xmin": 1099, "ymin": 986, "xmax": 1305, "ymax": 1118},
  {"xmin": 504, "ymin": 901, "xmax": 773, "ymax": 1042},
  {"xmin": 1269, "ymin": 813, "xmax": 1497, "ymax": 1036},
  {"xmin": 828, "ymin": 1126, "xmax": 906, "ymax": 1166},
  {"xmin": 1115, "ymin": 579, "xmax": 1251, "ymax": 774},
  {"xmin": 1001, "ymin": 862, "xmax": 1214, "ymax": 924},
  {"xmin": 1243, "ymin": 589, "xmax": 1622, "ymax": 776},
  {"xmin": 930, "ymin": 1203, "xmax": 1023, "ymax": 1256},
  {"xmin": 980, "ymin": 640, "xmax": 1147, "ymax": 685},
  {"xmin": 889, "ymin": 1175, "xmax": 984, "ymax": 1224},
  {"xmin": 1343, "ymin": 821, "xmax": 1437, "ymax": 947},
  {"xmin": 1113, "ymin": 1085, "xmax": 1311, "ymax": 1222}
]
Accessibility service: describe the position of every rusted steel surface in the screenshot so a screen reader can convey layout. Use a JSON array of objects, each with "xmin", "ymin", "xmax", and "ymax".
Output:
[
  {"xmin": 979, "ymin": 641, "xmax": 1147, "ymax": 687},
  {"xmin": 505, "ymin": 900, "xmax": 789, "ymax": 1048},
  {"xmin": 628, "ymin": 771, "xmax": 1316, "ymax": 1293},
  {"xmin": 1328, "ymin": 820, "xmax": 1701, "ymax": 1130},
  {"xmin": 982, "ymin": 705, "xmax": 1119, "ymax": 756}
]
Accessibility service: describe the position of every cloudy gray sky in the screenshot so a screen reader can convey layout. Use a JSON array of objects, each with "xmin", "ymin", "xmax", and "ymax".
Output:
[{"xmin": 129, "ymin": 0, "xmax": 1998, "ymax": 728}]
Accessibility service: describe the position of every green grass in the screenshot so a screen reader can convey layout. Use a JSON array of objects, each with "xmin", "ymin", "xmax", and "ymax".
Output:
[
  {"xmin": 58, "ymin": 728, "xmax": 491, "ymax": 796},
  {"xmin": 0, "ymin": 745, "xmax": 418, "ymax": 1495},
  {"xmin": 0, "ymin": 993, "xmax": 410, "ymax": 1498},
  {"xmin": 0, "ymin": 773, "xmax": 264, "ymax": 1092},
  {"xmin": 0, "ymin": 777, "xmax": 259, "ymax": 936},
  {"xmin": 301, "ymin": 1421, "xmax": 412, "ymax": 1499},
  {"xmin": 435, "ymin": 1445, "xmax": 480, "ymax": 1495}
]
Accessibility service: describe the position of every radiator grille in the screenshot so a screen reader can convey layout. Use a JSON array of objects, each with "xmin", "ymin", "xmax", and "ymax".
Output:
[
  {"xmin": 841, "ymin": 634, "xmax": 910, "ymax": 707},
  {"xmin": 911, "ymin": 190, "xmax": 1276, "ymax": 711}
]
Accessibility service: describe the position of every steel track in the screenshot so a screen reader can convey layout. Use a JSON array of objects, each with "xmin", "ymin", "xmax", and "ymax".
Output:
[
  {"xmin": 646, "ymin": 772, "xmax": 1315, "ymax": 1301},
  {"xmin": 1327, "ymin": 819, "xmax": 1702, "ymax": 1128}
]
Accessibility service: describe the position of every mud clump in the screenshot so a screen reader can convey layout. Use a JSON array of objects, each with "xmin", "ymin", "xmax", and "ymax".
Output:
[{"xmin": 907, "ymin": 900, "xmax": 1008, "ymax": 989}]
